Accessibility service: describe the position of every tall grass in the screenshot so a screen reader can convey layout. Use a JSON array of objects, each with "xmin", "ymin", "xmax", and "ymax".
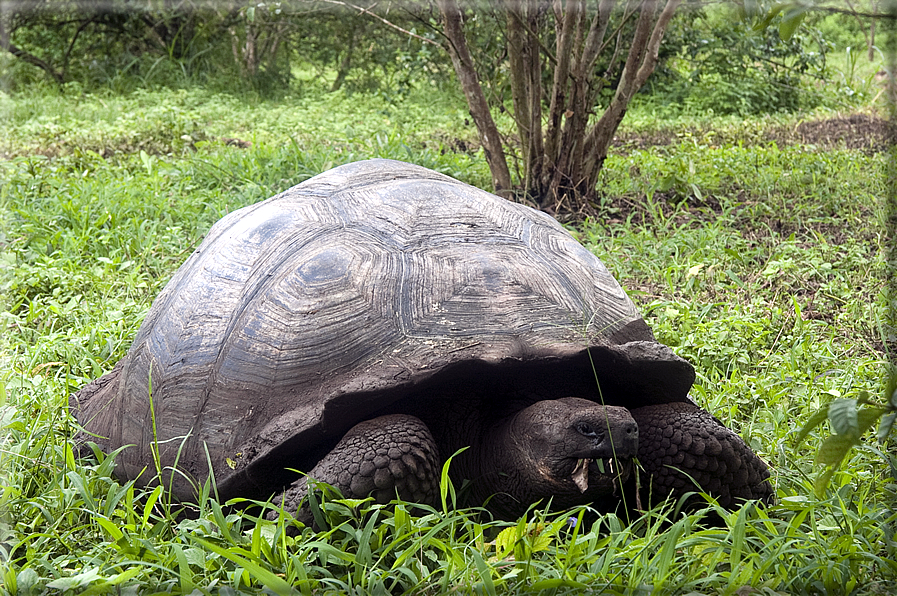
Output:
[{"xmin": 1, "ymin": 83, "xmax": 894, "ymax": 593}]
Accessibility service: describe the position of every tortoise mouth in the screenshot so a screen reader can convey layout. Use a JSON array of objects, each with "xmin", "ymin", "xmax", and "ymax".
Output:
[{"xmin": 571, "ymin": 456, "xmax": 633, "ymax": 493}]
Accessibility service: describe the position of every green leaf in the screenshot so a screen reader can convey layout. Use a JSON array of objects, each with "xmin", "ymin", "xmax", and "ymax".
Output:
[
  {"xmin": 332, "ymin": 497, "xmax": 370, "ymax": 510},
  {"xmin": 752, "ymin": 4, "xmax": 785, "ymax": 31},
  {"xmin": 779, "ymin": 7, "xmax": 807, "ymax": 41},
  {"xmin": 171, "ymin": 543, "xmax": 196, "ymax": 593},
  {"xmin": 742, "ymin": 0, "xmax": 761, "ymax": 19},
  {"xmin": 857, "ymin": 407, "xmax": 887, "ymax": 435},
  {"xmin": 723, "ymin": 248, "xmax": 743, "ymax": 262},
  {"xmin": 794, "ymin": 405, "xmax": 829, "ymax": 447},
  {"xmin": 393, "ymin": 503, "xmax": 410, "ymax": 535},
  {"xmin": 142, "ymin": 484, "xmax": 163, "ymax": 528},
  {"xmin": 46, "ymin": 567, "xmax": 103, "ymax": 590},
  {"xmin": 66, "ymin": 470, "xmax": 98, "ymax": 511},
  {"xmin": 440, "ymin": 446, "xmax": 467, "ymax": 513},
  {"xmin": 96, "ymin": 444, "xmax": 130, "ymax": 479},
  {"xmin": 306, "ymin": 479, "xmax": 328, "ymax": 531},
  {"xmin": 95, "ymin": 516, "xmax": 124, "ymax": 541},
  {"xmin": 815, "ymin": 433, "xmax": 857, "ymax": 467},
  {"xmin": 730, "ymin": 507, "xmax": 747, "ymax": 569},
  {"xmin": 725, "ymin": 270, "xmax": 744, "ymax": 288},
  {"xmin": 81, "ymin": 568, "xmax": 142, "ymax": 595},
  {"xmin": 139, "ymin": 150, "xmax": 154, "ymax": 175},
  {"xmin": 658, "ymin": 518, "xmax": 686, "ymax": 581},
  {"xmin": 779, "ymin": 495, "xmax": 810, "ymax": 510},
  {"xmin": 16, "ymin": 568, "xmax": 39, "ymax": 593},
  {"xmin": 530, "ymin": 578, "xmax": 589, "ymax": 590},
  {"xmin": 495, "ymin": 525, "xmax": 518, "ymax": 558},
  {"xmin": 209, "ymin": 498, "xmax": 236, "ymax": 544},
  {"xmin": 469, "ymin": 548, "xmax": 497, "ymax": 596},
  {"xmin": 878, "ymin": 412, "xmax": 897, "ymax": 443},
  {"xmin": 530, "ymin": 527, "xmax": 555, "ymax": 553},
  {"xmin": 828, "ymin": 398, "xmax": 858, "ymax": 437},
  {"xmin": 814, "ymin": 466, "xmax": 838, "ymax": 499}
]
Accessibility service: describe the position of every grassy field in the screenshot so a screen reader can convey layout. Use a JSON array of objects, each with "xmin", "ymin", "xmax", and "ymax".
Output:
[{"xmin": 1, "ymin": 62, "xmax": 895, "ymax": 594}]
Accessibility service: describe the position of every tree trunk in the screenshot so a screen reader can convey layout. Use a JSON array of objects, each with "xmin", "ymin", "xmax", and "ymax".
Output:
[
  {"xmin": 581, "ymin": 0, "xmax": 681, "ymax": 195},
  {"xmin": 229, "ymin": 6, "xmax": 290, "ymax": 81},
  {"xmin": 331, "ymin": 18, "xmax": 362, "ymax": 92},
  {"xmin": 437, "ymin": 0, "xmax": 512, "ymax": 195},
  {"xmin": 436, "ymin": 0, "xmax": 681, "ymax": 213},
  {"xmin": 505, "ymin": 0, "xmax": 546, "ymax": 198}
]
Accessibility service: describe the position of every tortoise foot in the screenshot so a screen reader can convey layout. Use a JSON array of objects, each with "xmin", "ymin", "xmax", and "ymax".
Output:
[
  {"xmin": 630, "ymin": 402, "xmax": 773, "ymax": 510},
  {"xmin": 273, "ymin": 414, "xmax": 441, "ymax": 525}
]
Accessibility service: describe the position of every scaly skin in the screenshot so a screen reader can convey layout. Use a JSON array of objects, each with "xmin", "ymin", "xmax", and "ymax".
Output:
[
  {"xmin": 466, "ymin": 399, "xmax": 639, "ymax": 519},
  {"xmin": 275, "ymin": 414, "xmax": 441, "ymax": 525},
  {"xmin": 630, "ymin": 401, "xmax": 774, "ymax": 509}
]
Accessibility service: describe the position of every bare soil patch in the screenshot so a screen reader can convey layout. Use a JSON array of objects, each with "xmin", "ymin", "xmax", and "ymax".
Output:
[
  {"xmin": 613, "ymin": 113, "xmax": 895, "ymax": 155},
  {"xmin": 766, "ymin": 113, "xmax": 896, "ymax": 154}
]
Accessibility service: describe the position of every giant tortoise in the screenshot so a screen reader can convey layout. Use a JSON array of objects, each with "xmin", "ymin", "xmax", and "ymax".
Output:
[{"xmin": 72, "ymin": 159, "xmax": 772, "ymax": 522}]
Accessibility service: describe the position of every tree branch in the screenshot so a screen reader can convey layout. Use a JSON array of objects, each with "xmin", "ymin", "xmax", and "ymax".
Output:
[
  {"xmin": 581, "ymin": 0, "xmax": 681, "ymax": 193},
  {"xmin": 505, "ymin": 1, "xmax": 533, "ymax": 169},
  {"xmin": 437, "ymin": 0, "xmax": 512, "ymax": 194},
  {"xmin": 545, "ymin": 0, "xmax": 581, "ymax": 167},
  {"xmin": 62, "ymin": 16, "xmax": 97, "ymax": 81},
  {"xmin": 320, "ymin": 0, "xmax": 443, "ymax": 47},
  {"xmin": 507, "ymin": 3, "xmax": 558, "ymax": 66},
  {"xmin": 633, "ymin": 0, "xmax": 681, "ymax": 89},
  {"xmin": 576, "ymin": 0, "xmax": 615, "ymax": 78},
  {"xmin": 0, "ymin": 18, "xmax": 64, "ymax": 84}
]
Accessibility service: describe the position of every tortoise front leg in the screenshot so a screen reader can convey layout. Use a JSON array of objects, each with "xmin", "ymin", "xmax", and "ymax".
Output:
[
  {"xmin": 273, "ymin": 414, "xmax": 441, "ymax": 525},
  {"xmin": 630, "ymin": 401, "xmax": 773, "ymax": 510}
]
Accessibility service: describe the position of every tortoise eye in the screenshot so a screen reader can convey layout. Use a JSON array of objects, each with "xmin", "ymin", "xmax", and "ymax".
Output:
[{"xmin": 575, "ymin": 421, "xmax": 598, "ymax": 438}]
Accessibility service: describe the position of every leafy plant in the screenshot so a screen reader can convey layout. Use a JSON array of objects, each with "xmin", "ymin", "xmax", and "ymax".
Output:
[
  {"xmin": 646, "ymin": 3, "xmax": 831, "ymax": 116},
  {"xmin": 796, "ymin": 383, "xmax": 897, "ymax": 497}
]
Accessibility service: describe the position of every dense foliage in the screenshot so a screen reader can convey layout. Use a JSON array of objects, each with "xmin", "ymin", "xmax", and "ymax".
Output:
[{"xmin": 0, "ymin": 0, "xmax": 447, "ymax": 95}]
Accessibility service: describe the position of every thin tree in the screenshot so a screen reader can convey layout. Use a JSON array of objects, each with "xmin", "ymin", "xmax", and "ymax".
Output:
[{"xmin": 437, "ymin": 0, "xmax": 681, "ymax": 213}]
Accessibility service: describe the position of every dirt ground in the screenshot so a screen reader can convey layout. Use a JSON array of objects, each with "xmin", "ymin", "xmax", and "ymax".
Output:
[
  {"xmin": 613, "ymin": 113, "xmax": 895, "ymax": 155},
  {"xmin": 767, "ymin": 113, "xmax": 896, "ymax": 153}
]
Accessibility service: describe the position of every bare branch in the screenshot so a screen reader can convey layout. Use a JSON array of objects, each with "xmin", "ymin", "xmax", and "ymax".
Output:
[
  {"xmin": 505, "ymin": 0, "xmax": 533, "ymax": 166},
  {"xmin": 320, "ymin": 0, "xmax": 443, "ymax": 47},
  {"xmin": 507, "ymin": 3, "xmax": 558, "ymax": 66},
  {"xmin": 437, "ymin": 0, "xmax": 512, "ymax": 194},
  {"xmin": 576, "ymin": 0, "xmax": 615, "ymax": 77},
  {"xmin": 809, "ymin": 2, "xmax": 896, "ymax": 19},
  {"xmin": 0, "ymin": 16, "xmax": 64, "ymax": 83},
  {"xmin": 544, "ymin": 0, "xmax": 582, "ymax": 168},
  {"xmin": 633, "ymin": 0, "xmax": 682, "ymax": 89},
  {"xmin": 581, "ymin": 0, "xmax": 682, "ymax": 194},
  {"xmin": 62, "ymin": 15, "xmax": 97, "ymax": 77}
]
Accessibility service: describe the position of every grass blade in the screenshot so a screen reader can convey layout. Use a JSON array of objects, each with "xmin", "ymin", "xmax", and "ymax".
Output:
[{"xmin": 190, "ymin": 535, "xmax": 296, "ymax": 596}]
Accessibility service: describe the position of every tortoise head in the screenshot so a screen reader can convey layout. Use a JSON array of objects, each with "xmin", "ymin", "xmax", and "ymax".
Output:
[{"xmin": 475, "ymin": 397, "xmax": 638, "ymax": 518}]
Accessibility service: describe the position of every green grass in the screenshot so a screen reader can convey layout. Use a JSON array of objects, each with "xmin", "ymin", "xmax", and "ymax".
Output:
[{"xmin": 1, "ymin": 78, "xmax": 895, "ymax": 594}]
